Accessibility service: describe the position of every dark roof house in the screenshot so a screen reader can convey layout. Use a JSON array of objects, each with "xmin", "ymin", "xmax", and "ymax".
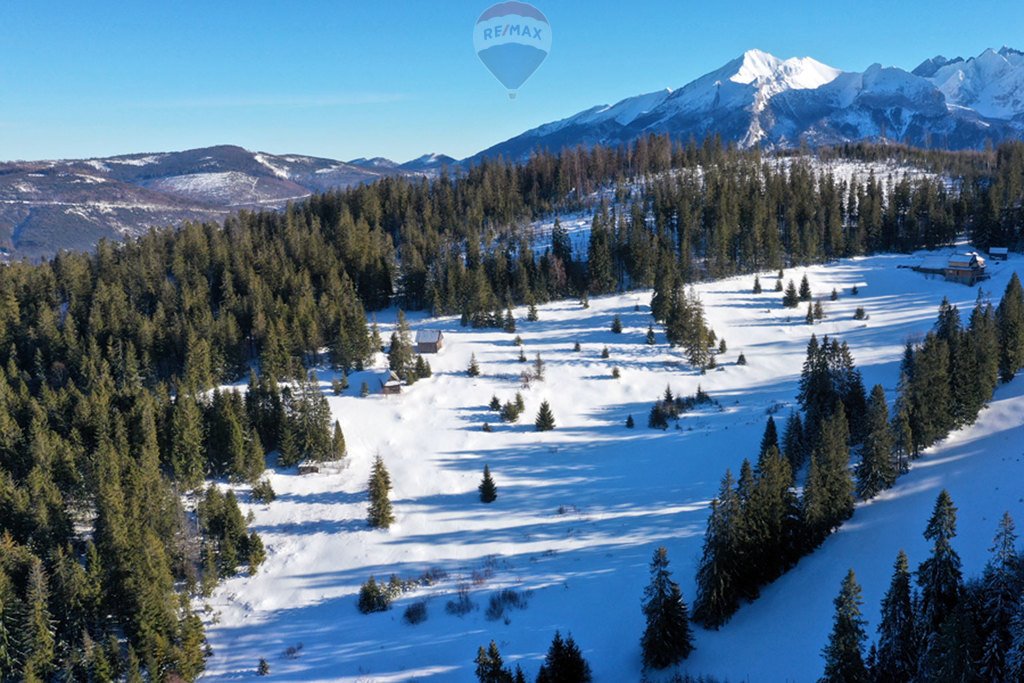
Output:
[
  {"xmin": 945, "ymin": 252, "xmax": 987, "ymax": 285},
  {"xmin": 378, "ymin": 370, "xmax": 402, "ymax": 395},
  {"xmin": 415, "ymin": 330, "xmax": 444, "ymax": 354}
]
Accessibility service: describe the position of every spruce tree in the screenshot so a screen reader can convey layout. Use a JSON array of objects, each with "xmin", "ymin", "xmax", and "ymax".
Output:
[
  {"xmin": 611, "ymin": 315, "xmax": 623, "ymax": 334},
  {"xmin": 479, "ymin": 465, "xmax": 497, "ymax": 503},
  {"xmin": 19, "ymin": 559, "xmax": 56, "ymax": 682},
  {"xmin": 799, "ymin": 274, "xmax": 812, "ymax": 301},
  {"xmin": 625, "ymin": 415, "xmax": 634, "ymax": 428},
  {"xmin": 874, "ymin": 550, "xmax": 918, "ymax": 683},
  {"xmin": 856, "ymin": 384, "xmax": 895, "ymax": 499},
  {"xmin": 693, "ymin": 471, "xmax": 742, "ymax": 628},
  {"xmin": 367, "ymin": 455, "xmax": 394, "ymax": 529},
  {"xmin": 467, "ymin": 354, "xmax": 481, "ymax": 377},
  {"xmin": 332, "ymin": 421, "xmax": 347, "ymax": 460},
  {"xmin": 1007, "ymin": 599, "xmax": 1024, "ymax": 680},
  {"xmin": 640, "ymin": 547, "xmax": 694, "ymax": 669},
  {"xmin": 917, "ymin": 490, "xmax": 962, "ymax": 640},
  {"xmin": 782, "ymin": 411, "xmax": 806, "ymax": 470},
  {"xmin": 646, "ymin": 325, "xmax": 656, "ymax": 344},
  {"xmin": 783, "ymin": 280, "xmax": 800, "ymax": 307},
  {"xmin": 997, "ymin": 272, "xmax": 1024, "ymax": 381},
  {"xmin": 753, "ymin": 275, "xmax": 762, "ymax": 293},
  {"xmin": 820, "ymin": 569, "xmax": 869, "ymax": 683},
  {"xmin": 535, "ymin": 401, "xmax": 556, "ymax": 432},
  {"xmin": 536, "ymin": 631, "xmax": 592, "ymax": 683},
  {"xmin": 979, "ymin": 512, "xmax": 1021, "ymax": 680},
  {"xmin": 170, "ymin": 392, "xmax": 205, "ymax": 490},
  {"xmin": 475, "ymin": 640, "xmax": 513, "ymax": 683},
  {"xmin": 759, "ymin": 416, "xmax": 779, "ymax": 459}
]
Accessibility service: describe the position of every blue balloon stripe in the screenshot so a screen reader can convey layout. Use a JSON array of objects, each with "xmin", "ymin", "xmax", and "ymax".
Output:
[{"xmin": 477, "ymin": 43, "xmax": 548, "ymax": 91}]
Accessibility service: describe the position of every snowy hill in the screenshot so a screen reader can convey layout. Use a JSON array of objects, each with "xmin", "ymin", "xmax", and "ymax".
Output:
[
  {"xmin": 473, "ymin": 47, "xmax": 1024, "ymax": 161},
  {"xmin": 0, "ymin": 146, "xmax": 451, "ymax": 259},
  {"xmin": 199, "ymin": 248, "xmax": 1024, "ymax": 681}
]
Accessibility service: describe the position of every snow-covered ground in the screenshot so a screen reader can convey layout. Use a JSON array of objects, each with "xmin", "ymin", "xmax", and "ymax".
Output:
[{"xmin": 201, "ymin": 247, "xmax": 1023, "ymax": 682}]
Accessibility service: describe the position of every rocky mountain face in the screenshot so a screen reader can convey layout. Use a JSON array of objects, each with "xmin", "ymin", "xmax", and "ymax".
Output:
[{"xmin": 472, "ymin": 47, "xmax": 1024, "ymax": 162}]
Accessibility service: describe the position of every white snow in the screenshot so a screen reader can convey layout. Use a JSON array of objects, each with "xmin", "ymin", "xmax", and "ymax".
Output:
[{"xmin": 200, "ymin": 248, "xmax": 1024, "ymax": 682}]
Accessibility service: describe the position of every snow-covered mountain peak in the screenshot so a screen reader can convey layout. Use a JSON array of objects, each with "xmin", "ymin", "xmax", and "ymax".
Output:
[
  {"xmin": 729, "ymin": 49, "xmax": 841, "ymax": 91},
  {"xmin": 927, "ymin": 46, "xmax": 1024, "ymax": 119}
]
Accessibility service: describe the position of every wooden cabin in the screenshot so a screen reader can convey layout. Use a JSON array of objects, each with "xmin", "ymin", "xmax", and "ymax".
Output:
[
  {"xmin": 415, "ymin": 330, "xmax": 444, "ymax": 354},
  {"xmin": 297, "ymin": 462, "xmax": 320, "ymax": 475},
  {"xmin": 378, "ymin": 370, "xmax": 403, "ymax": 395},
  {"xmin": 989, "ymin": 246, "xmax": 1009, "ymax": 261},
  {"xmin": 945, "ymin": 252, "xmax": 987, "ymax": 285}
]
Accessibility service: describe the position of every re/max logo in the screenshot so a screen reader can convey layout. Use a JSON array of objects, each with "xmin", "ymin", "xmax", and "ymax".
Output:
[{"xmin": 482, "ymin": 24, "xmax": 543, "ymax": 41}]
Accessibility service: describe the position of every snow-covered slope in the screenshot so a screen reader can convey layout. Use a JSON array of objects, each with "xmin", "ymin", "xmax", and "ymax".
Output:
[
  {"xmin": 473, "ymin": 47, "xmax": 1024, "ymax": 161},
  {"xmin": 200, "ymin": 248, "xmax": 1024, "ymax": 682}
]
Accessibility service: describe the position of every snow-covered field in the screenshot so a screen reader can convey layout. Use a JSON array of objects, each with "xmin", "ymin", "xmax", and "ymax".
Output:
[{"xmin": 201, "ymin": 247, "xmax": 1024, "ymax": 682}]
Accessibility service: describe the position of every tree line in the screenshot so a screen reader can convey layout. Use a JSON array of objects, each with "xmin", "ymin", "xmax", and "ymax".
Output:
[{"xmin": 692, "ymin": 274, "xmax": 1024, "ymax": 630}]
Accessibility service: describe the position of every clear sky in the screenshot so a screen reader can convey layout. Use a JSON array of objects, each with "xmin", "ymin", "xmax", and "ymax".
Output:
[{"xmin": 0, "ymin": 0, "xmax": 1021, "ymax": 163}]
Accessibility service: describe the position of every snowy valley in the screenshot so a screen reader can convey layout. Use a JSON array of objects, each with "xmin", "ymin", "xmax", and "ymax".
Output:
[{"xmin": 199, "ymin": 248, "xmax": 1024, "ymax": 682}]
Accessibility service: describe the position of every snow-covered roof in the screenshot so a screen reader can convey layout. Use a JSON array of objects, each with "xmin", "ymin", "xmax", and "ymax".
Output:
[
  {"xmin": 416, "ymin": 330, "xmax": 443, "ymax": 344},
  {"xmin": 378, "ymin": 370, "xmax": 401, "ymax": 387},
  {"xmin": 948, "ymin": 252, "xmax": 985, "ymax": 269}
]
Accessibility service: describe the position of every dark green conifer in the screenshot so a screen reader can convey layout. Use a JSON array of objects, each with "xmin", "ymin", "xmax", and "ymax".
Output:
[
  {"xmin": 535, "ymin": 401, "xmax": 556, "ymax": 432},
  {"xmin": 820, "ymin": 569, "xmax": 869, "ymax": 683},
  {"xmin": 640, "ymin": 547, "xmax": 694, "ymax": 669},
  {"xmin": 479, "ymin": 465, "xmax": 497, "ymax": 503}
]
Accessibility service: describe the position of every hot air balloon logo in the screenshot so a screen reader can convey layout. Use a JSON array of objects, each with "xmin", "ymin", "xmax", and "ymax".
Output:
[{"xmin": 473, "ymin": 2, "xmax": 551, "ymax": 99}]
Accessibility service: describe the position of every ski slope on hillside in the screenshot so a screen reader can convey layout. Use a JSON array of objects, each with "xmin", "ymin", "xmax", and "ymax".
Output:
[{"xmin": 200, "ymin": 248, "xmax": 1024, "ymax": 682}]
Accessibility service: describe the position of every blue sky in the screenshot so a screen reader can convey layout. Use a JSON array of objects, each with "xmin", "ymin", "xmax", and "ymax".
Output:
[{"xmin": 0, "ymin": 1, "xmax": 1021, "ymax": 163}]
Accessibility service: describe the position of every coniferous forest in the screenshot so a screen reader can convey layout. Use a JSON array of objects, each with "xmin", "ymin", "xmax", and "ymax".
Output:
[{"xmin": 1, "ymin": 137, "xmax": 1024, "ymax": 680}]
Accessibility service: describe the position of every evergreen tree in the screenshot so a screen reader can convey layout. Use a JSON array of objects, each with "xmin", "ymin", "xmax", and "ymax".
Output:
[
  {"xmin": 783, "ymin": 280, "xmax": 800, "ymax": 308},
  {"xmin": 611, "ymin": 315, "xmax": 623, "ymax": 334},
  {"xmin": 367, "ymin": 455, "xmax": 394, "ymax": 529},
  {"xmin": 18, "ymin": 559, "xmax": 56, "ymax": 681},
  {"xmin": 467, "ymin": 354, "xmax": 481, "ymax": 377},
  {"xmin": 799, "ymin": 274, "xmax": 812, "ymax": 302},
  {"xmin": 332, "ymin": 421, "xmax": 347, "ymax": 460},
  {"xmin": 170, "ymin": 392, "xmax": 205, "ymax": 490},
  {"xmin": 640, "ymin": 547, "xmax": 694, "ymax": 669},
  {"xmin": 979, "ymin": 512, "xmax": 1022, "ymax": 680},
  {"xmin": 693, "ymin": 471, "xmax": 742, "ymax": 628},
  {"xmin": 1007, "ymin": 599, "xmax": 1024, "ymax": 680},
  {"xmin": 856, "ymin": 385, "xmax": 896, "ymax": 499},
  {"xmin": 820, "ymin": 569, "xmax": 869, "ymax": 683},
  {"xmin": 917, "ymin": 490, "xmax": 962, "ymax": 641},
  {"xmin": 997, "ymin": 272, "xmax": 1024, "ymax": 381},
  {"xmin": 759, "ymin": 416, "xmax": 779, "ymax": 459},
  {"xmin": 625, "ymin": 414, "xmax": 635, "ymax": 428},
  {"xmin": 802, "ymin": 406, "xmax": 853, "ymax": 545},
  {"xmin": 475, "ymin": 640, "xmax": 513, "ymax": 683},
  {"xmin": 874, "ymin": 551, "xmax": 918, "ymax": 683},
  {"xmin": 479, "ymin": 465, "xmax": 497, "ymax": 504},
  {"xmin": 646, "ymin": 325, "xmax": 656, "ymax": 345},
  {"xmin": 753, "ymin": 275, "xmax": 762, "ymax": 294},
  {"xmin": 782, "ymin": 411, "xmax": 806, "ymax": 471},
  {"xmin": 535, "ymin": 631, "xmax": 592, "ymax": 683},
  {"xmin": 535, "ymin": 401, "xmax": 556, "ymax": 432}
]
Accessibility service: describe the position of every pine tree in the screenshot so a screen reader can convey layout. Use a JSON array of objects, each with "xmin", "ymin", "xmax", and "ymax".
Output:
[
  {"xmin": 783, "ymin": 280, "xmax": 800, "ymax": 308},
  {"xmin": 640, "ymin": 547, "xmax": 694, "ymax": 669},
  {"xmin": 18, "ymin": 559, "xmax": 56, "ymax": 681},
  {"xmin": 820, "ymin": 569, "xmax": 869, "ymax": 683},
  {"xmin": 535, "ymin": 401, "xmax": 556, "ymax": 431},
  {"xmin": 759, "ymin": 416, "xmax": 779, "ymax": 459},
  {"xmin": 799, "ymin": 274, "xmax": 812, "ymax": 301},
  {"xmin": 1007, "ymin": 599, "xmax": 1024, "ymax": 680},
  {"xmin": 625, "ymin": 414, "xmax": 635, "ymax": 428},
  {"xmin": 814, "ymin": 300, "xmax": 825, "ymax": 320},
  {"xmin": 997, "ymin": 272, "xmax": 1024, "ymax": 381},
  {"xmin": 646, "ymin": 325, "xmax": 656, "ymax": 344},
  {"xmin": 693, "ymin": 470, "xmax": 742, "ymax": 628},
  {"xmin": 170, "ymin": 392, "xmax": 205, "ymax": 490},
  {"xmin": 489, "ymin": 395, "xmax": 501, "ymax": 411},
  {"xmin": 332, "ymin": 421, "xmax": 347, "ymax": 460},
  {"xmin": 775, "ymin": 278, "xmax": 784, "ymax": 292},
  {"xmin": 806, "ymin": 303, "xmax": 815, "ymax": 325},
  {"xmin": 467, "ymin": 354, "xmax": 481, "ymax": 377},
  {"xmin": 479, "ymin": 465, "xmax": 497, "ymax": 503},
  {"xmin": 979, "ymin": 512, "xmax": 1021, "ymax": 680},
  {"xmin": 536, "ymin": 631, "xmax": 592, "ymax": 683},
  {"xmin": 874, "ymin": 551, "xmax": 918, "ymax": 683},
  {"xmin": 753, "ymin": 275, "xmax": 762, "ymax": 294},
  {"xmin": 475, "ymin": 640, "xmax": 513, "ymax": 683},
  {"xmin": 611, "ymin": 315, "xmax": 623, "ymax": 334},
  {"xmin": 802, "ymin": 405, "xmax": 853, "ymax": 545},
  {"xmin": 258, "ymin": 658, "xmax": 270, "ymax": 676},
  {"xmin": 917, "ymin": 490, "xmax": 962, "ymax": 639},
  {"xmin": 782, "ymin": 411, "xmax": 806, "ymax": 471},
  {"xmin": 856, "ymin": 385, "xmax": 896, "ymax": 499},
  {"xmin": 367, "ymin": 455, "xmax": 394, "ymax": 529}
]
